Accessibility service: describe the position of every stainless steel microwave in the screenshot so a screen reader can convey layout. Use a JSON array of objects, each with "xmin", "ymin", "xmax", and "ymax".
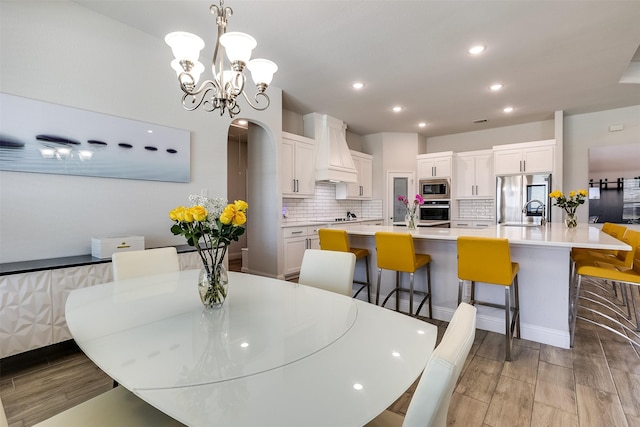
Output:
[{"xmin": 419, "ymin": 179, "xmax": 450, "ymax": 199}]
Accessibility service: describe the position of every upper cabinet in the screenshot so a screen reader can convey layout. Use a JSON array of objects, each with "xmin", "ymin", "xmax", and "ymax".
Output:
[
  {"xmin": 281, "ymin": 132, "xmax": 315, "ymax": 198},
  {"xmin": 455, "ymin": 150, "xmax": 494, "ymax": 198},
  {"xmin": 493, "ymin": 140, "xmax": 555, "ymax": 175},
  {"xmin": 336, "ymin": 150, "xmax": 373, "ymax": 200},
  {"xmin": 417, "ymin": 152, "xmax": 453, "ymax": 179}
]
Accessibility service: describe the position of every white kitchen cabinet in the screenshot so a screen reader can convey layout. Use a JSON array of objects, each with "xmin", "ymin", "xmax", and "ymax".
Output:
[
  {"xmin": 283, "ymin": 225, "xmax": 323, "ymax": 276},
  {"xmin": 417, "ymin": 152, "xmax": 453, "ymax": 179},
  {"xmin": 336, "ymin": 151, "xmax": 373, "ymax": 200},
  {"xmin": 455, "ymin": 150, "xmax": 494, "ymax": 198},
  {"xmin": 281, "ymin": 132, "xmax": 315, "ymax": 198},
  {"xmin": 451, "ymin": 220, "xmax": 495, "ymax": 229},
  {"xmin": 493, "ymin": 140, "xmax": 555, "ymax": 175}
]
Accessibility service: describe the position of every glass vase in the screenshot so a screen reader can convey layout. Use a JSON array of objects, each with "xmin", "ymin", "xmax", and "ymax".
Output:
[
  {"xmin": 405, "ymin": 211, "xmax": 418, "ymax": 231},
  {"xmin": 198, "ymin": 263, "xmax": 229, "ymax": 308},
  {"xmin": 564, "ymin": 213, "xmax": 578, "ymax": 229}
]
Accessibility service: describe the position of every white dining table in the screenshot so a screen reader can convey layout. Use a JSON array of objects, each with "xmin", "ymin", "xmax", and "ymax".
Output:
[{"xmin": 65, "ymin": 270, "xmax": 437, "ymax": 427}]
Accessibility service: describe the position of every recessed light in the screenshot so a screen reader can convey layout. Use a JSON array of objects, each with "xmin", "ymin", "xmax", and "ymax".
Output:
[
  {"xmin": 237, "ymin": 119, "xmax": 248, "ymax": 126},
  {"xmin": 392, "ymin": 106, "xmax": 403, "ymax": 113},
  {"xmin": 490, "ymin": 83, "xmax": 503, "ymax": 91},
  {"xmin": 147, "ymin": 129, "xmax": 153, "ymax": 133},
  {"xmin": 418, "ymin": 122, "xmax": 427, "ymax": 128},
  {"xmin": 352, "ymin": 82, "xmax": 365, "ymax": 90},
  {"xmin": 353, "ymin": 383, "xmax": 363, "ymax": 390},
  {"xmin": 468, "ymin": 45, "xmax": 485, "ymax": 55},
  {"xmin": 503, "ymin": 106, "xmax": 514, "ymax": 113}
]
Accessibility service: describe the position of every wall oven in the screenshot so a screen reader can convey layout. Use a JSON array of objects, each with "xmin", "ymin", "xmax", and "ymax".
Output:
[
  {"xmin": 419, "ymin": 200, "xmax": 450, "ymax": 221},
  {"xmin": 419, "ymin": 179, "xmax": 450, "ymax": 199}
]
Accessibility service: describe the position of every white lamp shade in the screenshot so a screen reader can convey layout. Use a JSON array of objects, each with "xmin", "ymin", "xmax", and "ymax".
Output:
[
  {"xmin": 219, "ymin": 32, "xmax": 256, "ymax": 64},
  {"xmin": 171, "ymin": 59, "xmax": 205, "ymax": 85},
  {"xmin": 247, "ymin": 59, "xmax": 278, "ymax": 86},
  {"xmin": 164, "ymin": 32, "xmax": 205, "ymax": 62}
]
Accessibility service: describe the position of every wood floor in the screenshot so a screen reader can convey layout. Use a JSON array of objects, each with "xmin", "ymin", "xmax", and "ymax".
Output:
[{"xmin": 1, "ymin": 275, "xmax": 639, "ymax": 426}]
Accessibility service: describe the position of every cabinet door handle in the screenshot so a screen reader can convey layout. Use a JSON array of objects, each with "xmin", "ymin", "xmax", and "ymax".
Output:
[
  {"xmin": 291, "ymin": 231, "xmax": 303, "ymax": 235},
  {"xmin": 522, "ymin": 160, "xmax": 526, "ymax": 172}
]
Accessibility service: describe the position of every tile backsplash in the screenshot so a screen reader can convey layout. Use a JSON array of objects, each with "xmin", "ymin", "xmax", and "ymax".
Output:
[
  {"xmin": 283, "ymin": 182, "xmax": 383, "ymax": 222},
  {"xmin": 457, "ymin": 199, "xmax": 495, "ymax": 219}
]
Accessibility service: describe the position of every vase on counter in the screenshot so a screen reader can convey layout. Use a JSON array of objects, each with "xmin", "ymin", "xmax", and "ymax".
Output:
[
  {"xmin": 564, "ymin": 213, "xmax": 578, "ymax": 229},
  {"xmin": 405, "ymin": 211, "xmax": 418, "ymax": 231},
  {"xmin": 198, "ymin": 262, "xmax": 229, "ymax": 308}
]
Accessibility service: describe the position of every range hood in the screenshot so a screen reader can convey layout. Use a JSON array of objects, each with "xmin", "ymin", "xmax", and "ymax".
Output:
[{"xmin": 303, "ymin": 113, "xmax": 358, "ymax": 183}]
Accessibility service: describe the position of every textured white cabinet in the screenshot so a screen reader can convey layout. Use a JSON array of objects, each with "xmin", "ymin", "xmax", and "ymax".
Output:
[
  {"xmin": 51, "ymin": 263, "xmax": 113, "ymax": 343},
  {"xmin": 455, "ymin": 150, "xmax": 494, "ymax": 198},
  {"xmin": 0, "ymin": 270, "xmax": 52, "ymax": 358},
  {"xmin": 493, "ymin": 140, "xmax": 555, "ymax": 175},
  {"xmin": 281, "ymin": 132, "xmax": 315, "ymax": 198},
  {"xmin": 0, "ymin": 250, "xmax": 201, "ymax": 358},
  {"xmin": 336, "ymin": 151, "xmax": 373, "ymax": 200},
  {"xmin": 417, "ymin": 152, "xmax": 453, "ymax": 179}
]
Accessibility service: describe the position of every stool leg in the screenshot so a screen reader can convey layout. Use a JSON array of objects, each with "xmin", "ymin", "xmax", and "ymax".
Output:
[
  {"xmin": 514, "ymin": 275, "xmax": 521, "ymax": 338},
  {"xmin": 505, "ymin": 286, "xmax": 512, "ymax": 362},
  {"xmin": 470, "ymin": 281, "xmax": 476, "ymax": 304},
  {"xmin": 376, "ymin": 268, "xmax": 382, "ymax": 306},
  {"xmin": 570, "ymin": 275, "xmax": 583, "ymax": 348},
  {"xmin": 396, "ymin": 271, "xmax": 400, "ymax": 312},
  {"xmin": 427, "ymin": 264, "xmax": 432, "ymax": 319},
  {"xmin": 409, "ymin": 272, "xmax": 415, "ymax": 316},
  {"xmin": 365, "ymin": 256, "xmax": 371, "ymax": 303},
  {"xmin": 458, "ymin": 280, "xmax": 463, "ymax": 305},
  {"xmin": 629, "ymin": 283, "xmax": 640, "ymax": 331}
]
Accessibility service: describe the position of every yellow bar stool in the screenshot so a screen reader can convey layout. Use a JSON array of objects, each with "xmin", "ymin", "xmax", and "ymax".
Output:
[
  {"xmin": 570, "ymin": 244, "xmax": 640, "ymax": 348},
  {"xmin": 457, "ymin": 236, "xmax": 520, "ymax": 361},
  {"xmin": 318, "ymin": 228, "xmax": 372, "ymax": 302},
  {"xmin": 374, "ymin": 232, "xmax": 432, "ymax": 318}
]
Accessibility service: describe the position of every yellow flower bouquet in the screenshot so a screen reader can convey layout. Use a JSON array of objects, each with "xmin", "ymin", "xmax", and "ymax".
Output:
[
  {"xmin": 169, "ymin": 195, "xmax": 247, "ymax": 307},
  {"xmin": 549, "ymin": 189, "xmax": 586, "ymax": 228}
]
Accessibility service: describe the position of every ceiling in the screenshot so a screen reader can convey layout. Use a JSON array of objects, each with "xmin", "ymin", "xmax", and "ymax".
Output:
[{"xmin": 74, "ymin": 0, "xmax": 640, "ymax": 137}]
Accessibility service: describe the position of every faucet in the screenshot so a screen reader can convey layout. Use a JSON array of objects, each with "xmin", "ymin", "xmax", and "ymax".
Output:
[{"xmin": 522, "ymin": 200, "xmax": 546, "ymax": 225}]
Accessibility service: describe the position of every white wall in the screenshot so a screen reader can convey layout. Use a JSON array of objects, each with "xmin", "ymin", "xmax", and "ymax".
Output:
[
  {"xmin": 0, "ymin": 1, "xmax": 282, "ymax": 263},
  {"xmin": 426, "ymin": 120, "xmax": 555, "ymax": 153}
]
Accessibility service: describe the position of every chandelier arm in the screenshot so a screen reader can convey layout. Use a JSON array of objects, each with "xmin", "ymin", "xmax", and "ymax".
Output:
[
  {"xmin": 241, "ymin": 90, "xmax": 271, "ymax": 112},
  {"xmin": 181, "ymin": 82, "xmax": 222, "ymax": 112}
]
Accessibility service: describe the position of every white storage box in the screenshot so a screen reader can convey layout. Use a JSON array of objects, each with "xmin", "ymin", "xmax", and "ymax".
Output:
[{"xmin": 91, "ymin": 235, "xmax": 145, "ymax": 259}]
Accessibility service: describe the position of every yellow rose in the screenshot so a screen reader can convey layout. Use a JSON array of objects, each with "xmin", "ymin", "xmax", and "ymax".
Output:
[
  {"xmin": 234, "ymin": 200, "xmax": 248, "ymax": 212},
  {"xmin": 578, "ymin": 189, "xmax": 587, "ymax": 197},
  {"xmin": 569, "ymin": 191, "xmax": 576, "ymax": 198},
  {"xmin": 191, "ymin": 205, "xmax": 208, "ymax": 222},
  {"xmin": 219, "ymin": 205, "xmax": 236, "ymax": 225},
  {"xmin": 182, "ymin": 209, "xmax": 194, "ymax": 222},
  {"xmin": 549, "ymin": 190, "xmax": 562, "ymax": 199},
  {"xmin": 233, "ymin": 211, "xmax": 247, "ymax": 226},
  {"xmin": 169, "ymin": 206, "xmax": 184, "ymax": 221}
]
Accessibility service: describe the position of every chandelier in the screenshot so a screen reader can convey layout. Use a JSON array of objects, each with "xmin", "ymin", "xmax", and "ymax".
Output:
[{"xmin": 165, "ymin": 0, "xmax": 278, "ymax": 118}]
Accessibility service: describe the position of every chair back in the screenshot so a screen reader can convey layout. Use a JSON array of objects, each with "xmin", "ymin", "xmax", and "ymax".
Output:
[
  {"xmin": 601, "ymin": 222, "xmax": 613, "ymax": 235},
  {"xmin": 608, "ymin": 224, "xmax": 628, "ymax": 240},
  {"xmin": 375, "ymin": 232, "xmax": 417, "ymax": 273},
  {"xmin": 318, "ymin": 228, "xmax": 350, "ymax": 252},
  {"xmin": 615, "ymin": 230, "xmax": 640, "ymax": 268},
  {"xmin": 457, "ymin": 237, "xmax": 514, "ymax": 285},
  {"xmin": 112, "ymin": 247, "xmax": 180, "ymax": 280},
  {"xmin": 403, "ymin": 303, "xmax": 477, "ymax": 427},
  {"xmin": 298, "ymin": 249, "xmax": 356, "ymax": 296}
]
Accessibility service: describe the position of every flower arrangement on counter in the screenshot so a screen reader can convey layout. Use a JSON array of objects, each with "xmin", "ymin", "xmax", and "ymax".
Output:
[
  {"xmin": 398, "ymin": 194, "xmax": 424, "ymax": 230},
  {"xmin": 549, "ymin": 189, "xmax": 586, "ymax": 228},
  {"xmin": 169, "ymin": 195, "xmax": 247, "ymax": 307}
]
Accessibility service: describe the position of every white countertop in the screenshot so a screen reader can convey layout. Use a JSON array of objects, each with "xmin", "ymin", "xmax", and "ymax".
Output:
[
  {"xmin": 282, "ymin": 217, "xmax": 383, "ymax": 228},
  {"xmin": 337, "ymin": 223, "xmax": 630, "ymax": 250}
]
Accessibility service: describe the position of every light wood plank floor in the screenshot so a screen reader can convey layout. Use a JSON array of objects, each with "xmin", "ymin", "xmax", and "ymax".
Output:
[{"xmin": 1, "ymin": 275, "xmax": 639, "ymax": 426}]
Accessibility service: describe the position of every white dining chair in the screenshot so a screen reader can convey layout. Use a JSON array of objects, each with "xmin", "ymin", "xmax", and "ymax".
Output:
[
  {"xmin": 112, "ymin": 247, "xmax": 180, "ymax": 280},
  {"xmin": 33, "ymin": 386, "xmax": 185, "ymax": 427},
  {"xmin": 298, "ymin": 249, "xmax": 356, "ymax": 296},
  {"xmin": 1, "ymin": 396, "xmax": 8, "ymax": 427},
  {"xmin": 365, "ymin": 302, "xmax": 477, "ymax": 427}
]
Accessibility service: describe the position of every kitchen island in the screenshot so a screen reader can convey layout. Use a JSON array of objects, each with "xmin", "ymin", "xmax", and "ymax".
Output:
[{"xmin": 333, "ymin": 223, "xmax": 630, "ymax": 348}]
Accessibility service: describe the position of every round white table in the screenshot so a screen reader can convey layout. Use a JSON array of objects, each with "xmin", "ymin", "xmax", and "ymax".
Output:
[{"xmin": 66, "ymin": 270, "xmax": 437, "ymax": 426}]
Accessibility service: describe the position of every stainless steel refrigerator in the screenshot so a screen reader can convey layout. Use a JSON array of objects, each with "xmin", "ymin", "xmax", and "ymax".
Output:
[{"xmin": 496, "ymin": 174, "xmax": 552, "ymax": 225}]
